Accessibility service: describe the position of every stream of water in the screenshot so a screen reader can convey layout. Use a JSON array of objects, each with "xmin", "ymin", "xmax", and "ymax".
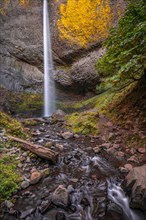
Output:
[
  {"xmin": 43, "ymin": 0, "xmax": 55, "ymax": 117},
  {"xmin": 1, "ymin": 119, "xmax": 145, "ymax": 220},
  {"xmin": 108, "ymin": 180, "xmax": 145, "ymax": 220}
]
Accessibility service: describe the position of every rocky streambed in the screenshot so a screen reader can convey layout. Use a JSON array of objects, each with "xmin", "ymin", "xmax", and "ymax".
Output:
[{"xmin": 0, "ymin": 115, "xmax": 146, "ymax": 220}]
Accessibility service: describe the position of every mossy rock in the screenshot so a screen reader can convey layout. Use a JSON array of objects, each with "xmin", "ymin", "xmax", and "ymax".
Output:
[
  {"xmin": 0, "ymin": 155, "xmax": 20, "ymax": 202},
  {"xmin": 66, "ymin": 81, "xmax": 138, "ymax": 135},
  {"xmin": 0, "ymin": 111, "xmax": 27, "ymax": 138},
  {"xmin": 67, "ymin": 111, "xmax": 99, "ymax": 135}
]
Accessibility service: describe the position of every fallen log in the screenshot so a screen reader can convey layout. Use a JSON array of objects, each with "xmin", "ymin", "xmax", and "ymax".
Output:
[{"xmin": 8, "ymin": 135, "xmax": 58, "ymax": 163}]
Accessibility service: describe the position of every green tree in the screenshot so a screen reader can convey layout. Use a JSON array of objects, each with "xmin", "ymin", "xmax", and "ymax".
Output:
[{"xmin": 96, "ymin": 0, "xmax": 146, "ymax": 91}]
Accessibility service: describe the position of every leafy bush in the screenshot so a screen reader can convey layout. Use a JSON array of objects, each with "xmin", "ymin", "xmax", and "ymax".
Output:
[{"xmin": 96, "ymin": 0, "xmax": 146, "ymax": 91}]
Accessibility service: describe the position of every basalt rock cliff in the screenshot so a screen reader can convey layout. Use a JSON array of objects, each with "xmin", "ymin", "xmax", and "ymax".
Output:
[{"xmin": 0, "ymin": 0, "xmax": 127, "ymax": 94}]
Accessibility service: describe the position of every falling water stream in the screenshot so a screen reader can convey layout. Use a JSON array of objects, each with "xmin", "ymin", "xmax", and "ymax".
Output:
[
  {"xmin": 108, "ymin": 180, "xmax": 145, "ymax": 220},
  {"xmin": 43, "ymin": 0, "xmax": 55, "ymax": 117}
]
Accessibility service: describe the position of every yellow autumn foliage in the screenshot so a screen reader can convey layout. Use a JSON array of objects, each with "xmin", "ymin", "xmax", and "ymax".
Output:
[{"xmin": 57, "ymin": 0, "xmax": 112, "ymax": 47}]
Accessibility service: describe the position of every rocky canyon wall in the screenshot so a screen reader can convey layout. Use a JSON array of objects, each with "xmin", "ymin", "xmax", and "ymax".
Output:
[{"xmin": 0, "ymin": 0, "xmax": 127, "ymax": 94}]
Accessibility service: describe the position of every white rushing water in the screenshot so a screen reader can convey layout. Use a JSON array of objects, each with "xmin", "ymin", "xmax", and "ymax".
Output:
[
  {"xmin": 108, "ymin": 180, "xmax": 144, "ymax": 220},
  {"xmin": 43, "ymin": 0, "xmax": 55, "ymax": 117}
]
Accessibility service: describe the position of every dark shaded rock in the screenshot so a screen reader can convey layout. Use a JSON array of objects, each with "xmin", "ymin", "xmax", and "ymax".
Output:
[
  {"xmin": 93, "ymin": 146, "xmax": 101, "ymax": 153},
  {"xmin": 20, "ymin": 208, "xmax": 35, "ymax": 219},
  {"xmin": 119, "ymin": 167, "xmax": 129, "ymax": 174},
  {"xmin": 56, "ymin": 212, "xmax": 66, "ymax": 220},
  {"xmin": 122, "ymin": 164, "xmax": 146, "ymax": 212},
  {"xmin": 30, "ymin": 208, "xmax": 43, "ymax": 220},
  {"xmin": 40, "ymin": 200, "xmax": 51, "ymax": 214},
  {"xmin": 4, "ymin": 200, "xmax": 14, "ymax": 209}
]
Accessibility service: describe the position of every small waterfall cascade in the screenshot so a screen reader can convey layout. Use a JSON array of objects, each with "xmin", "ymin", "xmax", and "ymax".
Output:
[
  {"xmin": 108, "ymin": 180, "xmax": 144, "ymax": 220},
  {"xmin": 43, "ymin": 0, "xmax": 55, "ymax": 117}
]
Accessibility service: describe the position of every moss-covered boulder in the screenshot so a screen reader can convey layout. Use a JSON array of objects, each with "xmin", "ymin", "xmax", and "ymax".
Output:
[
  {"xmin": 0, "ymin": 111, "xmax": 27, "ymax": 137},
  {"xmin": 0, "ymin": 155, "xmax": 20, "ymax": 202},
  {"xmin": 67, "ymin": 111, "xmax": 99, "ymax": 135}
]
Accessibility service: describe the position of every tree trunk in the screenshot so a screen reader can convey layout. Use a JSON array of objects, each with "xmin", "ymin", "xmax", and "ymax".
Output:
[{"xmin": 8, "ymin": 135, "xmax": 58, "ymax": 163}]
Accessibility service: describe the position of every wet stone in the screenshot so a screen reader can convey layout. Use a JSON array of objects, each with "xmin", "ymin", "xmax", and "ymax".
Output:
[
  {"xmin": 119, "ymin": 167, "xmax": 129, "ymax": 173},
  {"xmin": 67, "ymin": 185, "xmax": 74, "ymax": 193},
  {"xmin": 22, "ymin": 152, "xmax": 28, "ymax": 157},
  {"xmin": 4, "ymin": 200, "xmax": 14, "ymax": 209},
  {"xmin": 56, "ymin": 212, "xmax": 66, "ymax": 220},
  {"xmin": 70, "ymin": 178, "xmax": 78, "ymax": 183},
  {"xmin": 115, "ymin": 151, "xmax": 125, "ymax": 160},
  {"xmin": 56, "ymin": 143, "xmax": 64, "ymax": 151},
  {"xmin": 26, "ymin": 157, "xmax": 31, "ymax": 163},
  {"xmin": 40, "ymin": 200, "xmax": 51, "ymax": 214},
  {"xmin": 52, "ymin": 185, "xmax": 69, "ymax": 207},
  {"xmin": 124, "ymin": 164, "xmax": 133, "ymax": 171},
  {"xmin": 137, "ymin": 147, "xmax": 146, "ymax": 154},
  {"xmin": 62, "ymin": 132, "xmax": 74, "ymax": 139},
  {"xmin": 21, "ymin": 180, "xmax": 30, "ymax": 189},
  {"xmin": 93, "ymin": 146, "xmax": 101, "ymax": 153},
  {"xmin": 18, "ymin": 163, "xmax": 23, "ymax": 168},
  {"xmin": 20, "ymin": 208, "xmax": 35, "ymax": 219},
  {"xmin": 30, "ymin": 171, "xmax": 42, "ymax": 185},
  {"xmin": 26, "ymin": 217, "xmax": 32, "ymax": 220},
  {"xmin": 128, "ymin": 155, "xmax": 138, "ymax": 163},
  {"xmin": 39, "ymin": 127, "xmax": 46, "ymax": 132},
  {"xmin": 45, "ymin": 141, "xmax": 53, "ymax": 148},
  {"xmin": 37, "ymin": 139, "xmax": 44, "ymax": 144}
]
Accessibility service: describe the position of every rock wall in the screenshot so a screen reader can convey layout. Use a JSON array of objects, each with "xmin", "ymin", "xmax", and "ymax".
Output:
[{"xmin": 0, "ymin": 0, "xmax": 127, "ymax": 94}]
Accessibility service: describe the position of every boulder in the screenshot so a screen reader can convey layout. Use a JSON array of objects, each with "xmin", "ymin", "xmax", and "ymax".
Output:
[
  {"xmin": 30, "ymin": 171, "xmax": 42, "ymax": 185},
  {"xmin": 61, "ymin": 131, "xmax": 74, "ymax": 139},
  {"xmin": 137, "ymin": 147, "xmax": 146, "ymax": 154},
  {"xmin": 93, "ymin": 146, "xmax": 101, "ymax": 154},
  {"xmin": 124, "ymin": 164, "xmax": 133, "ymax": 171},
  {"xmin": 21, "ymin": 180, "xmax": 30, "ymax": 189},
  {"xmin": 52, "ymin": 185, "xmax": 69, "ymax": 207},
  {"xmin": 122, "ymin": 164, "xmax": 146, "ymax": 212}
]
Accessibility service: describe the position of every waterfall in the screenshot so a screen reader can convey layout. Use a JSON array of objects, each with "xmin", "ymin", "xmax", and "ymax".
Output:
[
  {"xmin": 108, "ymin": 180, "xmax": 145, "ymax": 220},
  {"xmin": 43, "ymin": 0, "xmax": 55, "ymax": 117}
]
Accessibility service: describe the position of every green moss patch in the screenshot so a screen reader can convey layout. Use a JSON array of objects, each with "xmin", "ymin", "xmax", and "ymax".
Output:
[
  {"xmin": 0, "ymin": 155, "xmax": 20, "ymax": 202},
  {"xmin": 67, "ymin": 111, "xmax": 99, "ymax": 135},
  {"xmin": 0, "ymin": 112, "xmax": 27, "ymax": 138},
  {"xmin": 66, "ymin": 82, "xmax": 138, "ymax": 135}
]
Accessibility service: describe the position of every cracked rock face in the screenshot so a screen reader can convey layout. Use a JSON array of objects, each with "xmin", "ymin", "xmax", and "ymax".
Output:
[
  {"xmin": 0, "ymin": 0, "xmax": 44, "ymax": 92},
  {"xmin": 0, "ymin": 0, "xmax": 126, "ymax": 94}
]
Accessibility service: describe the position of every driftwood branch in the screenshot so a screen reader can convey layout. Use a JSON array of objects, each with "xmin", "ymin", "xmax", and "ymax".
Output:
[{"xmin": 8, "ymin": 135, "xmax": 58, "ymax": 163}]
